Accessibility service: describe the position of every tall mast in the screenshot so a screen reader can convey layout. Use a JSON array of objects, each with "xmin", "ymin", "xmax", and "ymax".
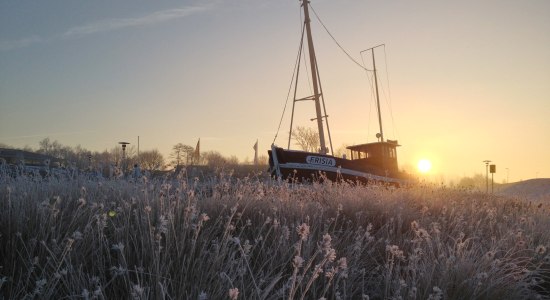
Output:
[
  {"xmin": 372, "ymin": 48, "xmax": 384, "ymax": 142},
  {"xmin": 302, "ymin": 0, "xmax": 327, "ymax": 154}
]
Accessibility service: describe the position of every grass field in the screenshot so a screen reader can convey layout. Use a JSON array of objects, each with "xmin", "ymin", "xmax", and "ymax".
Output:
[{"xmin": 1, "ymin": 170, "xmax": 549, "ymax": 299}]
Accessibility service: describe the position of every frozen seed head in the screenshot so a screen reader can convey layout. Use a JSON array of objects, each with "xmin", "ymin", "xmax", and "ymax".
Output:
[
  {"xmin": 93, "ymin": 287, "xmax": 102, "ymax": 297},
  {"xmin": 520, "ymin": 217, "xmax": 527, "ymax": 224},
  {"xmin": 72, "ymin": 231, "xmax": 83, "ymax": 240},
  {"xmin": 242, "ymin": 240, "xmax": 252, "ymax": 254},
  {"xmin": 131, "ymin": 284, "xmax": 144, "ymax": 298},
  {"xmin": 282, "ymin": 226, "xmax": 290, "ymax": 241},
  {"xmin": 112, "ymin": 242, "xmax": 124, "ymax": 251},
  {"xmin": 431, "ymin": 222, "xmax": 441, "ymax": 234},
  {"xmin": 416, "ymin": 228, "xmax": 431, "ymax": 240},
  {"xmin": 413, "ymin": 247, "xmax": 423, "ymax": 256},
  {"xmin": 293, "ymin": 256, "xmax": 304, "ymax": 268},
  {"xmin": 337, "ymin": 257, "xmax": 348, "ymax": 270},
  {"xmin": 229, "ymin": 287, "xmax": 239, "ymax": 300},
  {"xmin": 198, "ymin": 291, "xmax": 208, "ymax": 300},
  {"xmin": 199, "ymin": 213, "xmax": 210, "ymax": 222},
  {"xmin": 476, "ymin": 272, "xmax": 488, "ymax": 280},
  {"xmin": 536, "ymin": 245, "xmax": 547, "ymax": 255},
  {"xmin": 321, "ymin": 233, "xmax": 332, "ymax": 251},
  {"xmin": 81, "ymin": 288, "xmax": 90, "ymax": 299},
  {"xmin": 411, "ymin": 220, "xmax": 419, "ymax": 231},
  {"xmin": 428, "ymin": 286, "xmax": 443, "ymax": 300},
  {"xmin": 484, "ymin": 251, "xmax": 496, "ymax": 260},
  {"xmin": 297, "ymin": 223, "xmax": 310, "ymax": 241},
  {"xmin": 409, "ymin": 287, "xmax": 417, "ymax": 298},
  {"xmin": 325, "ymin": 267, "xmax": 336, "ymax": 279},
  {"xmin": 326, "ymin": 248, "xmax": 337, "ymax": 262}
]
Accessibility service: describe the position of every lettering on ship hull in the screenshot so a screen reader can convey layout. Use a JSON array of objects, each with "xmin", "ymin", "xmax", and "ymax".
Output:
[{"xmin": 306, "ymin": 156, "xmax": 336, "ymax": 167}]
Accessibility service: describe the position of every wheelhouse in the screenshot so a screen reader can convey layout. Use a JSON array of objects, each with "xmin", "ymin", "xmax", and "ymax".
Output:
[{"xmin": 346, "ymin": 140, "xmax": 400, "ymax": 175}]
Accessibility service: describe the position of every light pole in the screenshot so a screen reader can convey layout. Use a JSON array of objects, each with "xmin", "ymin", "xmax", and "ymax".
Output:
[
  {"xmin": 490, "ymin": 164, "xmax": 496, "ymax": 194},
  {"xmin": 119, "ymin": 142, "xmax": 130, "ymax": 173},
  {"xmin": 483, "ymin": 160, "xmax": 491, "ymax": 194}
]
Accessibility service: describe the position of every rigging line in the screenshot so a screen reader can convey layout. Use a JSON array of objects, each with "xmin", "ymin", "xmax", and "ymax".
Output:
[
  {"xmin": 360, "ymin": 51, "xmax": 378, "ymax": 142},
  {"xmin": 289, "ymin": 25, "xmax": 306, "ymax": 149},
  {"xmin": 273, "ymin": 23, "xmax": 307, "ymax": 145},
  {"xmin": 383, "ymin": 45, "xmax": 399, "ymax": 140},
  {"xmin": 310, "ymin": 4, "xmax": 367, "ymax": 72},
  {"xmin": 314, "ymin": 54, "xmax": 334, "ymax": 155}
]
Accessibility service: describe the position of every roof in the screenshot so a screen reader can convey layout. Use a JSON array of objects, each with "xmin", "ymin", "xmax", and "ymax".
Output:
[
  {"xmin": 346, "ymin": 140, "xmax": 400, "ymax": 151},
  {"xmin": 0, "ymin": 148, "xmax": 57, "ymax": 162}
]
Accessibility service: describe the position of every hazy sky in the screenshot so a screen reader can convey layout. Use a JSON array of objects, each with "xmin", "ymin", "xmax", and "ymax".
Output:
[{"xmin": 1, "ymin": 0, "xmax": 549, "ymax": 182}]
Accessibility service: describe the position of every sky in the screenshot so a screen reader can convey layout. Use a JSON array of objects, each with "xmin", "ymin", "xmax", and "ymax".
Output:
[{"xmin": 1, "ymin": 0, "xmax": 549, "ymax": 182}]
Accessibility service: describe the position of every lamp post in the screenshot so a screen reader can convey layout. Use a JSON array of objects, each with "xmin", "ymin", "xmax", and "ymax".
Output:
[
  {"xmin": 119, "ymin": 142, "xmax": 130, "ymax": 173},
  {"xmin": 483, "ymin": 160, "xmax": 491, "ymax": 194},
  {"xmin": 490, "ymin": 164, "xmax": 496, "ymax": 194}
]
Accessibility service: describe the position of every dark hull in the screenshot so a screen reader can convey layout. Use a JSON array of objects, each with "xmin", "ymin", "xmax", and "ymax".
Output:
[{"xmin": 268, "ymin": 146, "xmax": 407, "ymax": 185}]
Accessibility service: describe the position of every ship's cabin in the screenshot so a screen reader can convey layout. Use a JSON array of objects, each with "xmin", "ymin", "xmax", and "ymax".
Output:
[{"xmin": 346, "ymin": 140, "xmax": 400, "ymax": 174}]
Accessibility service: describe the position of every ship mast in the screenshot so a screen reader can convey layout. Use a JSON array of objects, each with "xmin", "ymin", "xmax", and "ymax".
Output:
[
  {"xmin": 372, "ymin": 50, "xmax": 384, "ymax": 142},
  {"xmin": 302, "ymin": 0, "xmax": 327, "ymax": 154},
  {"xmin": 361, "ymin": 44, "xmax": 385, "ymax": 142}
]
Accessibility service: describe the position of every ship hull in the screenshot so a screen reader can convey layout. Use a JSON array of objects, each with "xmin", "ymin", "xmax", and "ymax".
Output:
[{"xmin": 268, "ymin": 146, "xmax": 405, "ymax": 185}]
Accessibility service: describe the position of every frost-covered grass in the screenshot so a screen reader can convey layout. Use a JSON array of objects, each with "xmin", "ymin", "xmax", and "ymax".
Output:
[{"xmin": 1, "ymin": 171, "xmax": 549, "ymax": 299}]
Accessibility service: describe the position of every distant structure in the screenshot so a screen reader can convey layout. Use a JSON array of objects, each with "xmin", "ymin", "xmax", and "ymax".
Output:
[
  {"xmin": 0, "ymin": 148, "xmax": 60, "ymax": 176},
  {"xmin": 253, "ymin": 140, "xmax": 258, "ymax": 165},
  {"xmin": 194, "ymin": 139, "xmax": 200, "ymax": 164}
]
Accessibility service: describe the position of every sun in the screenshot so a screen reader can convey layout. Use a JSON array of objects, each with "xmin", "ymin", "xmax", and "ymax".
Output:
[{"xmin": 417, "ymin": 159, "xmax": 432, "ymax": 173}]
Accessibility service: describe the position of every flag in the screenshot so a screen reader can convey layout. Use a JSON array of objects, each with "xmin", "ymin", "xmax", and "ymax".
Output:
[
  {"xmin": 253, "ymin": 139, "xmax": 258, "ymax": 165},
  {"xmin": 194, "ymin": 139, "xmax": 200, "ymax": 164}
]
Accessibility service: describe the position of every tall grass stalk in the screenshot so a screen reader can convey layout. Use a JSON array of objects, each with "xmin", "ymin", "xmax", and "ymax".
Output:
[{"xmin": 1, "ymin": 172, "xmax": 549, "ymax": 299}]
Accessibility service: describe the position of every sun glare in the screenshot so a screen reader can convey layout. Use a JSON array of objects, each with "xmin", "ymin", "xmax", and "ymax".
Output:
[{"xmin": 418, "ymin": 159, "xmax": 432, "ymax": 173}]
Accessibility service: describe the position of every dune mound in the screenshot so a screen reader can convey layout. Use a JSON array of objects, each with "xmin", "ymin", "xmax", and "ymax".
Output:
[{"xmin": 496, "ymin": 178, "xmax": 550, "ymax": 202}]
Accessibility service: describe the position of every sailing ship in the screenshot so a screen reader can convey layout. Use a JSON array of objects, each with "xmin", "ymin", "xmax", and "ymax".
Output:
[{"xmin": 268, "ymin": 0, "xmax": 407, "ymax": 185}]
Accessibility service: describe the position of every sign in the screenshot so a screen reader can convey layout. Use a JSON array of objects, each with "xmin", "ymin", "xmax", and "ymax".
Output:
[
  {"xmin": 490, "ymin": 164, "xmax": 496, "ymax": 173},
  {"xmin": 306, "ymin": 156, "xmax": 336, "ymax": 167}
]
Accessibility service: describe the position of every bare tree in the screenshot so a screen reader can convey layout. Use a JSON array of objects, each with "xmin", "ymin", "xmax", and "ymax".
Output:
[
  {"xmin": 257, "ymin": 154, "xmax": 268, "ymax": 166},
  {"xmin": 457, "ymin": 173, "xmax": 486, "ymax": 190},
  {"xmin": 291, "ymin": 126, "xmax": 320, "ymax": 152},
  {"xmin": 170, "ymin": 143, "xmax": 195, "ymax": 168},
  {"xmin": 202, "ymin": 151, "xmax": 226, "ymax": 168},
  {"xmin": 333, "ymin": 144, "xmax": 349, "ymax": 159},
  {"xmin": 226, "ymin": 155, "xmax": 239, "ymax": 165},
  {"xmin": 139, "ymin": 149, "xmax": 165, "ymax": 171}
]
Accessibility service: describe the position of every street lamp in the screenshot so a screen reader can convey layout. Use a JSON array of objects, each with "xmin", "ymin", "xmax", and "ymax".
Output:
[
  {"xmin": 119, "ymin": 142, "xmax": 130, "ymax": 172},
  {"xmin": 483, "ymin": 160, "xmax": 491, "ymax": 194},
  {"xmin": 490, "ymin": 164, "xmax": 496, "ymax": 194}
]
